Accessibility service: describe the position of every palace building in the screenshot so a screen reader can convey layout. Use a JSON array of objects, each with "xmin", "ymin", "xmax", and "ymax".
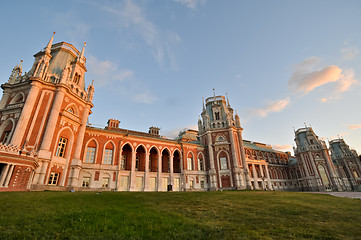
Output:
[{"xmin": 0, "ymin": 34, "xmax": 360, "ymax": 192}]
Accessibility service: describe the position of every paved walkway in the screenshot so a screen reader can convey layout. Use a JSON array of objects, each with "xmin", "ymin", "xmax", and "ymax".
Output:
[{"xmin": 308, "ymin": 192, "xmax": 361, "ymax": 199}]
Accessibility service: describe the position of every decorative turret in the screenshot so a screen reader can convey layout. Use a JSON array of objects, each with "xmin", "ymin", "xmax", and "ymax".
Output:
[
  {"xmin": 86, "ymin": 80, "xmax": 95, "ymax": 102},
  {"xmin": 235, "ymin": 111, "xmax": 241, "ymax": 128},
  {"xmin": 78, "ymin": 42, "xmax": 86, "ymax": 64},
  {"xmin": 44, "ymin": 32, "xmax": 55, "ymax": 54},
  {"xmin": 198, "ymin": 116, "xmax": 203, "ymax": 133},
  {"xmin": 8, "ymin": 60, "xmax": 23, "ymax": 84}
]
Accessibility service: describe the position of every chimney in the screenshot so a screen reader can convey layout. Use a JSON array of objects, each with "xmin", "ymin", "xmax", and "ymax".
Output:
[
  {"xmin": 107, "ymin": 119, "xmax": 120, "ymax": 129},
  {"xmin": 149, "ymin": 127, "xmax": 160, "ymax": 136}
]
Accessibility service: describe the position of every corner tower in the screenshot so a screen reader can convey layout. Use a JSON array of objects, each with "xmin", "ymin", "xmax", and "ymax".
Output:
[
  {"xmin": 198, "ymin": 93, "xmax": 250, "ymax": 190},
  {"xmin": 0, "ymin": 33, "xmax": 94, "ymax": 190},
  {"xmin": 329, "ymin": 138, "xmax": 361, "ymax": 191},
  {"xmin": 294, "ymin": 127, "xmax": 343, "ymax": 191}
]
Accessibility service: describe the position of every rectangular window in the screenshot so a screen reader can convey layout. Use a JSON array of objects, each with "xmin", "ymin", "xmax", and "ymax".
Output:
[
  {"xmin": 102, "ymin": 177, "xmax": 109, "ymax": 188},
  {"xmin": 215, "ymin": 112, "xmax": 220, "ymax": 120},
  {"xmin": 200, "ymin": 180, "xmax": 205, "ymax": 188},
  {"xmin": 48, "ymin": 172, "xmax": 60, "ymax": 185},
  {"xmin": 174, "ymin": 178, "xmax": 180, "ymax": 191},
  {"xmin": 162, "ymin": 177, "xmax": 168, "ymax": 191},
  {"xmin": 56, "ymin": 137, "xmax": 67, "ymax": 157},
  {"xmin": 103, "ymin": 149, "xmax": 113, "ymax": 164},
  {"xmin": 135, "ymin": 176, "xmax": 143, "ymax": 191},
  {"xmin": 85, "ymin": 147, "xmax": 96, "ymax": 163},
  {"xmin": 190, "ymin": 179, "xmax": 194, "ymax": 189},
  {"xmin": 120, "ymin": 176, "xmax": 129, "ymax": 190},
  {"xmin": 220, "ymin": 157, "xmax": 228, "ymax": 170},
  {"xmin": 187, "ymin": 158, "xmax": 193, "ymax": 170},
  {"xmin": 198, "ymin": 158, "xmax": 204, "ymax": 171},
  {"xmin": 135, "ymin": 156, "xmax": 139, "ymax": 170},
  {"xmin": 120, "ymin": 155, "xmax": 126, "ymax": 169},
  {"xmin": 82, "ymin": 177, "xmax": 90, "ymax": 187}
]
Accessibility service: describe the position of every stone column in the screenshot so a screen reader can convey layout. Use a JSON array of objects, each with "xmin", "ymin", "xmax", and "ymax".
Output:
[
  {"xmin": 206, "ymin": 132, "xmax": 217, "ymax": 190},
  {"xmin": 169, "ymin": 154, "xmax": 174, "ymax": 188},
  {"xmin": 115, "ymin": 149, "xmax": 123, "ymax": 191},
  {"xmin": 157, "ymin": 153, "xmax": 162, "ymax": 191},
  {"xmin": 0, "ymin": 164, "xmax": 10, "ymax": 186},
  {"xmin": 260, "ymin": 165, "xmax": 265, "ymax": 190},
  {"xmin": 38, "ymin": 88, "xmax": 65, "ymax": 159},
  {"xmin": 69, "ymin": 104, "xmax": 91, "ymax": 187},
  {"xmin": 237, "ymin": 129, "xmax": 251, "ymax": 189},
  {"xmin": 228, "ymin": 129, "xmax": 240, "ymax": 188},
  {"xmin": 265, "ymin": 164, "xmax": 272, "ymax": 190},
  {"xmin": 4, "ymin": 164, "xmax": 14, "ymax": 187},
  {"xmin": 252, "ymin": 163, "xmax": 258, "ymax": 190},
  {"xmin": 11, "ymin": 83, "xmax": 41, "ymax": 146},
  {"xmin": 0, "ymin": 90, "xmax": 10, "ymax": 109},
  {"xmin": 129, "ymin": 151, "xmax": 136, "ymax": 191},
  {"xmin": 143, "ymin": 153, "xmax": 150, "ymax": 191},
  {"xmin": 37, "ymin": 160, "xmax": 49, "ymax": 185},
  {"xmin": 300, "ymin": 154, "xmax": 310, "ymax": 177}
]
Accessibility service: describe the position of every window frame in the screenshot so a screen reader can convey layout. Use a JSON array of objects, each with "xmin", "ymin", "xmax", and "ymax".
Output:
[
  {"xmin": 48, "ymin": 172, "xmax": 60, "ymax": 185},
  {"xmin": 85, "ymin": 146, "xmax": 96, "ymax": 163},
  {"xmin": 187, "ymin": 157, "xmax": 194, "ymax": 171},
  {"xmin": 82, "ymin": 177, "xmax": 90, "ymax": 187},
  {"xmin": 55, "ymin": 137, "xmax": 67, "ymax": 158},
  {"xmin": 220, "ymin": 157, "xmax": 228, "ymax": 170},
  {"xmin": 102, "ymin": 177, "xmax": 110, "ymax": 188},
  {"xmin": 103, "ymin": 148, "xmax": 113, "ymax": 165}
]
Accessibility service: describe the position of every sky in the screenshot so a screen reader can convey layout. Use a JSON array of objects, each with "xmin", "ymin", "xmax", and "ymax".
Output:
[{"xmin": 0, "ymin": 0, "xmax": 360, "ymax": 154}]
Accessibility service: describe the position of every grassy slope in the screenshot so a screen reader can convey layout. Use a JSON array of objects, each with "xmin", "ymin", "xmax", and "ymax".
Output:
[{"xmin": 0, "ymin": 191, "xmax": 360, "ymax": 239}]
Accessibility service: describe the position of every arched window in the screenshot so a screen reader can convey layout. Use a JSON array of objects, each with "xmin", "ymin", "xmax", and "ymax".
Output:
[
  {"xmin": 73, "ymin": 73, "xmax": 80, "ymax": 84},
  {"xmin": 0, "ymin": 120, "xmax": 14, "ymax": 144},
  {"xmin": 103, "ymin": 142, "xmax": 114, "ymax": 165},
  {"xmin": 121, "ymin": 144, "xmax": 132, "ymax": 170},
  {"xmin": 187, "ymin": 152, "xmax": 194, "ymax": 170},
  {"xmin": 198, "ymin": 156, "xmax": 204, "ymax": 171},
  {"xmin": 219, "ymin": 151, "xmax": 228, "ymax": 170},
  {"xmin": 318, "ymin": 165, "xmax": 329, "ymax": 185},
  {"xmin": 85, "ymin": 140, "xmax": 97, "ymax": 163}
]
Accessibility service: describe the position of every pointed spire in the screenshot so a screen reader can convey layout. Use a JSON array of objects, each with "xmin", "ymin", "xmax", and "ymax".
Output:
[
  {"xmin": 202, "ymin": 97, "xmax": 205, "ymax": 111},
  {"xmin": 226, "ymin": 92, "xmax": 230, "ymax": 107},
  {"xmin": 45, "ymin": 32, "xmax": 56, "ymax": 54},
  {"xmin": 79, "ymin": 42, "xmax": 86, "ymax": 61}
]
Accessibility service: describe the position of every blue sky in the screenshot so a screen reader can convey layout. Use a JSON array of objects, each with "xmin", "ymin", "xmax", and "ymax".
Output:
[{"xmin": 0, "ymin": 0, "xmax": 360, "ymax": 153}]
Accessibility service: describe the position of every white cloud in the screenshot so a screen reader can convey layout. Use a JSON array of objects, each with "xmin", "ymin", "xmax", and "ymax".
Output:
[
  {"xmin": 249, "ymin": 97, "xmax": 290, "ymax": 118},
  {"xmin": 101, "ymin": 0, "xmax": 180, "ymax": 70},
  {"xmin": 173, "ymin": 0, "xmax": 207, "ymax": 10},
  {"xmin": 133, "ymin": 92, "xmax": 156, "ymax": 104},
  {"xmin": 271, "ymin": 144, "xmax": 292, "ymax": 152},
  {"xmin": 348, "ymin": 124, "xmax": 361, "ymax": 130},
  {"xmin": 53, "ymin": 11, "xmax": 89, "ymax": 43},
  {"xmin": 337, "ymin": 69, "xmax": 358, "ymax": 92},
  {"xmin": 86, "ymin": 55, "xmax": 134, "ymax": 86},
  {"xmin": 161, "ymin": 125, "xmax": 198, "ymax": 139},
  {"xmin": 288, "ymin": 57, "xmax": 358, "ymax": 95},
  {"xmin": 341, "ymin": 47, "xmax": 358, "ymax": 60}
]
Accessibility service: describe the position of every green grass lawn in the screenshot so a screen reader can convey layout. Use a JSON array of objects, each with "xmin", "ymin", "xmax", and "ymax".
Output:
[{"xmin": 0, "ymin": 191, "xmax": 360, "ymax": 239}]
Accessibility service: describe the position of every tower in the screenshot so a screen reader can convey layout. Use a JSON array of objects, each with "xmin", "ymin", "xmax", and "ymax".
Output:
[
  {"xmin": 293, "ymin": 127, "xmax": 343, "ymax": 191},
  {"xmin": 0, "ymin": 33, "xmax": 94, "ymax": 190},
  {"xmin": 329, "ymin": 138, "xmax": 361, "ymax": 191},
  {"xmin": 198, "ymin": 93, "xmax": 250, "ymax": 190}
]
